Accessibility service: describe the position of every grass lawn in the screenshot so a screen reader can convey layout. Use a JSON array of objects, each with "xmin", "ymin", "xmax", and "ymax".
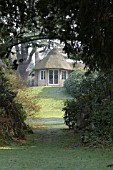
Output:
[
  {"xmin": 0, "ymin": 131, "xmax": 113, "ymax": 170},
  {"xmin": 26, "ymin": 86, "xmax": 72, "ymax": 118},
  {"xmin": 0, "ymin": 87, "xmax": 113, "ymax": 170}
]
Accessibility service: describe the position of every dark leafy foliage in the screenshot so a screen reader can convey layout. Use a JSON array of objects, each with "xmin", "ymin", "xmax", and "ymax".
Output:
[
  {"xmin": 64, "ymin": 69, "xmax": 84, "ymax": 95},
  {"xmin": 37, "ymin": 0, "xmax": 113, "ymax": 71},
  {"xmin": 63, "ymin": 70, "xmax": 113, "ymax": 146},
  {"xmin": 63, "ymin": 99, "xmax": 77, "ymax": 129},
  {"xmin": 0, "ymin": 1, "xmax": 113, "ymax": 72},
  {"xmin": 0, "ymin": 67, "xmax": 27, "ymax": 143}
]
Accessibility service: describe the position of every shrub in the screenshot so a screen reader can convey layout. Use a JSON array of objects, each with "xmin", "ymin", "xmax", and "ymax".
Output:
[
  {"xmin": 0, "ymin": 66, "xmax": 28, "ymax": 143},
  {"xmin": 63, "ymin": 70, "xmax": 113, "ymax": 146},
  {"xmin": 64, "ymin": 69, "xmax": 84, "ymax": 95},
  {"xmin": 63, "ymin": 99, "xmax": 77, "ymax": 129},
  {"xmin": 5, "ymin": 69, "xmax": 40, "ymax": 117}
]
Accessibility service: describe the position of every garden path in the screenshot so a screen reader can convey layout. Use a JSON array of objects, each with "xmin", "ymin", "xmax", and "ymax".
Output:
[{"xmin": 26, "ymin": 87, "xmax": 71, "ymax": 141}]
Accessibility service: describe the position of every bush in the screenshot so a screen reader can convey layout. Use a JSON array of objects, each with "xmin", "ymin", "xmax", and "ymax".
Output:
[
  {"xmin": 0, "ymin": 66, "xmax": 28, "ymax": 143},
  {"xmin": 64, "ymin": 69, "xmax": 84, "ymax": 95},
  {"xmin": 5, "ymin": 69, "xmax": 40, "ymax": 117},
  {"xmin": 63, "ymin": 70, "xmax": 113, "ymax": 146},
  {"xmin": 16, "ymin": 88, "xmax": 40, "ymax": 117},
  {"xmin": 63, "ymin": 99, "xmax": 77, "ymax": 129}
]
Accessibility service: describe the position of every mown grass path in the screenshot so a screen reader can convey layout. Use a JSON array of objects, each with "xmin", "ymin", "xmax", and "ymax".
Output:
[
  {"xmin": 27, "ymin": 87, "xmax": 71, "ymax": 129},
  {"xmin": 0, "ymin": 87, "xmax": 113, "ymax": 170}
]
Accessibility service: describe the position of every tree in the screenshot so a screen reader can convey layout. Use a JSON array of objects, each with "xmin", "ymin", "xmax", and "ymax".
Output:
[
  {"xmin": 15, "ymin": 43, "xmax": 36, "ymax": 82},
  {"xmin": 0, "ymin": 0, "xmax": 50, "ymax": 60},
  {"xmin": 1, "ymin": 0, "xmax": 113, "ymax": 72},
  {"xmin": 37, "ymin": 0, "xmax": 113, "ymax": 71}
]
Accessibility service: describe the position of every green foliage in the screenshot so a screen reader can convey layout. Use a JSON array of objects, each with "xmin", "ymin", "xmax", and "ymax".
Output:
[
  {"xmin": 64, "ymin": 69, "xmax": 85, "ymax": 95},
  {"xmin": 0, "ymin": 0, "xmax": 113, "ymax": 72},
  {"xmin": 4, "ymin": 71, "xmax": 40, "ymax": 117},
  {"xmin": 37, "ymin": 0, "xmax": 113, "ymax": 71},
  {"xmin": 16, "ymin": 88, "xmax": 40, "ymax": 117},
  {"xmin": 0, "ymin": 67, "xmax": 27, "ymax": 143},
  {"xmin": 63, "ymin": 70, "xmax": 113, "ymax": 146},
  {"xmin": 63, "ymin": 99, "xmax": 77, "ymax": 128}
]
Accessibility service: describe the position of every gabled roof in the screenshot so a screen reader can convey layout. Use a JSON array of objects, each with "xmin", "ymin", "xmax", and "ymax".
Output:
[{"xmin": 34, "ymin": 48, "xmax": 73, "ymax": 70}]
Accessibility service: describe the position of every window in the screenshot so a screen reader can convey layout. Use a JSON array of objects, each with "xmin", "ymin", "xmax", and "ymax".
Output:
[
  {"xmin": 54, "ymin": 70, "xmax": 58, "ymax": 84},
  {"xmin": 49, "ymin": 70, "xmax": 53, "ymax": 84},
  {"xmin": 49, "ymin": 69, "xmax": 58, "ymax": 84},
  {"xmin": 40, "ymin": 70, "xmax": 45, "ymax": 80},
  {"xmin": 62, "ymin": 70, "xmax": 66, "ymax": 80}
]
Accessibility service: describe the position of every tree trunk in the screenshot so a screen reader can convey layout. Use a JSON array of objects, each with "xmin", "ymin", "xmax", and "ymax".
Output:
[{"xmin": 15, "ymin": 43, "xmax": 36, "ymax": 84}]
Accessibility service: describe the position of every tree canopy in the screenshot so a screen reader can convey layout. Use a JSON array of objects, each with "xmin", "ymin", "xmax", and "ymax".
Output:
[
  {"xmin": 37, "ymin": 0, "xmax": 113, "ymax": 71},
  {"xmin": 0, "ymin": 0, "xmax": 113, "ymax": 71}
]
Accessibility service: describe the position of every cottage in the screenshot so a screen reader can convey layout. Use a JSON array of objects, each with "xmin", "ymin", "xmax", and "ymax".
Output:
[{"xmin": 34, "ymin": 48, "xmax": 74, "ymax": 86}]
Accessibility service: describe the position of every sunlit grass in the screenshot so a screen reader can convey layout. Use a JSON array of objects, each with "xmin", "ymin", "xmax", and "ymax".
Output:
[
  {"xmin": 0, "ymin": 131, "xmax": 113, "ymax": 170},
  {"xmin": 26, "ymin": 86, "xmax": 72, "ymax": 118},
  {"xmin": 0, "ymin": 86, "xmax": 113, "ymax": 170}
]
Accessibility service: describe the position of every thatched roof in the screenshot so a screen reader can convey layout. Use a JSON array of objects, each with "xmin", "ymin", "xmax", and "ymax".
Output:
[{"xmin": 34, "ymin": 48, "xmax": 73, "ymax": 70}]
